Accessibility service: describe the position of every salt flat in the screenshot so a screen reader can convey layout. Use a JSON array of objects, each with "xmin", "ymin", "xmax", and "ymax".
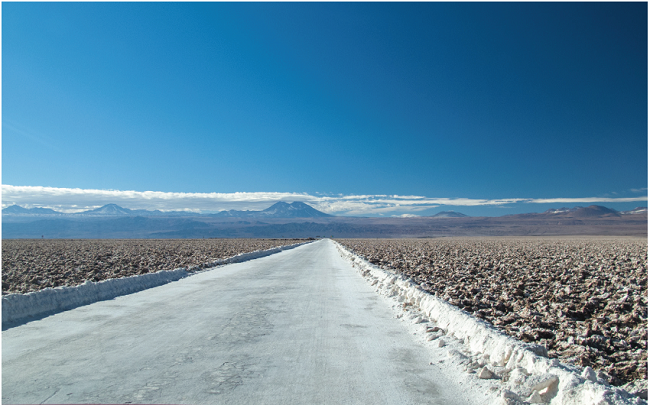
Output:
[{"xmin": 2, "ymin": 239, "xmax": 486, "ymax": 405}]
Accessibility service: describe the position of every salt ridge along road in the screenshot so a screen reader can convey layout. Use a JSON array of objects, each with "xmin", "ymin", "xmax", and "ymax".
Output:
[
  {"xmin": 3, "ymin": 239, "xmax": 491, "ymax": 405},
  {"xmin": 335, "ymin": 241, "xmax": 645, "ymax": 405},
  {"xmin": 335, "ymin": 237, "xmax": 648, "ymax": 389},
  {"xmin": 2, "ymin": 241, "xmax": 308, "ymax": 327}
]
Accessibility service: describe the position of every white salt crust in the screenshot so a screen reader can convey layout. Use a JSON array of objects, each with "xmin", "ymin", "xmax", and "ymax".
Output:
[
  {"xmin": 2, "ymin": 241, "xmax": 309, "ymax": 327},
  {"xmin": 334, "ymin": 241, "xmax": 646, "ymax": 405}
]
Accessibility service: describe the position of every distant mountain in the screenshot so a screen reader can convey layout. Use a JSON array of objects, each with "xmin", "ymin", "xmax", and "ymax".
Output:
[
  {"xmin": 430, "ymin": 211, "xmax": 468, "ymax": 218},
  {"xmin": 261, "ymin": 202, "xmax": 331, "ymax": 218},
  {"xmin": 4, "ymin": 202, "xmax": 332, "ymax": 219},
  {"xmin": 2, "ymin": 205, "xmax": 60, "ymax": 215},
  {"xmin": 3, "ymin": 204, "xmax": 196, "ymax": 218},
  {"xmin": 212, "ymin": 202, "xmax": 331, "ymax": 218},
  {"xmin": 570, "ymin": 205, "xmax": 620, "ymax": 217},
  {"xmin": 210, "ymin": 209, "xmax": 257, "ymax": 218},
  {"xmin": 621, "ymin": 207, "xmax": 648, "ymax": 215},
  {"xmin": 541, "ymin": 205, "xmax": 620, "ymax": 218},
  {"xmin": 543, "ymin": 207, "xmax": 574, "ymax": 214},
  {"xmin": 508, "ymin": 205, "xmax": 624, "ymax": 219},
  {"xmin": 3, "ymin": 205, "xmax": 35, "ymax": 215},
  {"xmin": 82, "ymin": 203, "xmax": 134, "ymax": 216}
]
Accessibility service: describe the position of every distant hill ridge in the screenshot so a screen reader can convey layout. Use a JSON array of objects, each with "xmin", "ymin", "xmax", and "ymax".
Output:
[
  {"xmin": 2, "ymin": 203, "xmax": 646, "ymax": 219},
  {"xmin": 621, "ymin": 207, "xmax": 648, "ymax": 215},
  {"xmin": 543, "ymin": 205, "xmax": 618, "ymax": 216},
  {"xmin": 501, "ymin": 205, "xmax": 647, "ymax": 219},
  {"xmin": 2, "ymin": 205, "xmax": 60, "ymax": 215},
  {"xmin": 2, "ymin": 201, "xmax": 332, "ymax": 219},
  {"xmin": 430, "ymin": 211, "xmax": 469, "ymax": 218}
]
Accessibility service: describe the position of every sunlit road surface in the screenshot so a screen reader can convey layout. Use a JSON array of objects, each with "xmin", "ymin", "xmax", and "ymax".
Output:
[{"xmin": 3, "ymin": 239, "xmax": 479, "ymax": 405}]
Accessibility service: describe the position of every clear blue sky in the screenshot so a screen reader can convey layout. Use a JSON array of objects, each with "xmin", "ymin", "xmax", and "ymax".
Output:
[{"xmin": 2, "ymin": 2, "xmax": 647, "ymax": 216}]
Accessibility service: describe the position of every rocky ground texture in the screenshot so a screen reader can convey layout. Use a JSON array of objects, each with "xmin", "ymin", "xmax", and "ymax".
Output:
[
  {"xmin": 336, "ymin": 237, "xmax": 647, "ymax": 388},
  {"xmin": 2, "ymin": 239, "xmax": 308, "ymax": 295}
]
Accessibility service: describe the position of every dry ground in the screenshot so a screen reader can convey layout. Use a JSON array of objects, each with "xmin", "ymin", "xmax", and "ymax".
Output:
[
  {"xmin": 2, "ymin": 238, "xmax": 307, "ymax": 294},
  {"xmin": 336, "ymin": 237, "xmax": 647, "ymax": 386}
]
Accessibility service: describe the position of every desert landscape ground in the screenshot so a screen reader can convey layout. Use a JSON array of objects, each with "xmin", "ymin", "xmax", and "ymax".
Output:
[
  {"xmin": 2, "ymin": 237, "xmax": 648, "ymax": 403},
  {"xmin": 336, "ymin": 237, "xmax": 647, "ymax": 389},
  {"xmin": 3, "ymin": 236, "xmax": 648, "ymax": 396},
  {"xmin": 1, "ymin": 238, "xmax": 308, "ymax": 294}
]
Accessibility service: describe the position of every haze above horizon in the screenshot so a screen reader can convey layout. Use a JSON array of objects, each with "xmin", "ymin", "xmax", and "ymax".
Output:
[{"xmin": 2, "ymin": 3, "xmax": 647, "ymax": 217}]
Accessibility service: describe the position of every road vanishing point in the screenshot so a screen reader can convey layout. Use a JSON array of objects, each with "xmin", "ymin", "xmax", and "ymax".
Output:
[{"xmin": 3, "ymin": 239, "xmax": 483, "ymax": 404}]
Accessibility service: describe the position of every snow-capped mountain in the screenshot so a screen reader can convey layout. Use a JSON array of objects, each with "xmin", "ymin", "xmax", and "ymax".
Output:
[
  {"xmin": 212, "ymin": 202, "xmax": 331, "ymax": 218},
  {"xmin": 621, "ymin": 207, "xmax": 648, "ymax": 215},
  {"xmin": 543, "ymin": 207, "xmax": 573, "ymax": 214},
  {"xmin": 260, "ymin": 202, "xmax": 331, "ymax": 218},
  {"xmin": 82, "ymin": 204, "xmax": 134, "ymax": 216},
  {"xmin": 542, "ymin": 205, "xmax": 620, "ymax": 217}
]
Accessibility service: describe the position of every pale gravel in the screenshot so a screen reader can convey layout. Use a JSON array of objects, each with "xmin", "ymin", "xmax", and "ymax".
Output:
[
  {"xmin": 2, "ymin": 239, "xmax": 309, "ymax": 295},
  {"xmin": 335, "ymin": 237, "xmax": 647, "ymax": 388}
]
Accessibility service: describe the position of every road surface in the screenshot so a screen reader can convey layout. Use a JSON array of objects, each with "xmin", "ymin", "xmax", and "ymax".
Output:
[{"xmin": 3, "ymin": 239, "xmax": 483, "ymax": 404}]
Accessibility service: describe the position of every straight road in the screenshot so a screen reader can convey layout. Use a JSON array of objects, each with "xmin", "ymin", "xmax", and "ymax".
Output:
[{"xmin": 3, "ymin": 239, "xmax": 480, "ymax": 404}]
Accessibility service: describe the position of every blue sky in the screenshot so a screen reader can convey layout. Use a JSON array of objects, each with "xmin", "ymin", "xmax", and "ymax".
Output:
[{"xmin": 2, "ymin": 2, "xmax": 647, "ymax": 217}]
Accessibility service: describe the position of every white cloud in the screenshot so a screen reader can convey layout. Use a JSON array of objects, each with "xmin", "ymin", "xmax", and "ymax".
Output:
[
  {"xmin": 2, "ymin": 185, "xmax": 648, "ymax": 216},
  {"xmin": 1, "ymin": 185, "xmax": 313, "ymax": 213},
  {"xmin": 526, "ymin": 197, "xmax": 648, "ymax": 204}
]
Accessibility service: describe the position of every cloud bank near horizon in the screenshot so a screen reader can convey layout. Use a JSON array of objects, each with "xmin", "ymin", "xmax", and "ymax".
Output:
[{"xmin": 2, "ymin": 185, "xmax": 647, "ymax": 216}]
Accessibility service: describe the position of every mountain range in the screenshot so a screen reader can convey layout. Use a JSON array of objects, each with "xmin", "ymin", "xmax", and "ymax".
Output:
[
  {"xmin": 6, "ymin": 203, "xmax": 645, "ymax": 219},
  {"xmin": 511, "ymin": 205, "xmax": 646, "ymax": 218},
  {"xmin": 2, "ymin": 201, "xmax": 331, "ymax": 219},
  {"xmin": 2, "ymin": 203, "xmax": 646, "ymax": 239}
]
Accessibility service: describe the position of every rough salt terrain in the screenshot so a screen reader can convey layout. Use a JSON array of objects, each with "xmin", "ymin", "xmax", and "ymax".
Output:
[
  {"xmin": 2, "ymin": 238, "xmax": 308, "ymax": 295},
  {"xmin": 335, "ymin": 237, "xmax": 647, "ymax": 391}
]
